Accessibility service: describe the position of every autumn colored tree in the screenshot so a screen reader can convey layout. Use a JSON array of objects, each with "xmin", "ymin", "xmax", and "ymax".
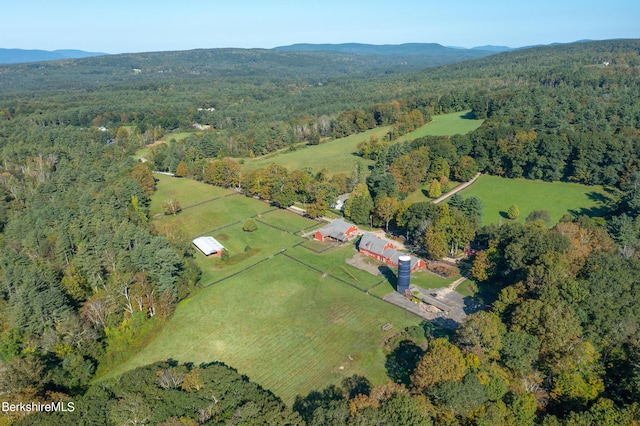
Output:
[
  {"xmin": 389, "ymin": 147, "xmax": 430, "ymax": 194},
  {"xmin": 428, "ymin": 178, "xmax": 442, "ymax": 198},
  {"xmin": 306, "ymin": 194, "xmax": 329, "ymax": 219},
  {"xmin": 411, "ymin": 338, "xmax": 467, "ymax": 392},
  {"xmin": 174, "ymin": 161, "xmax": 188, "ymax": 177},
  {"xmin": 456, "ymin": 311, "xmax": 506, "ymax": 360},
  {"xmin": 162, "ymin": 199, "xmax": 182, "ymax": 215},
  {"xmin": 423, "ymin": 225, "xmax": 448, "ymax": 259},
  {"xmin": 470, "ymin": 248, "xmax": 497, "ymax": 282},
  {"xmin": 374, "ymin": 196, "xmax": 399, "ymax": 231},
  {"xmin": 453, "ymin": 155, "xmax": 478, "ymax": 182},
  {"xmin": 129, "ymin": 163, "xmax": 156, "ymax": 195}
]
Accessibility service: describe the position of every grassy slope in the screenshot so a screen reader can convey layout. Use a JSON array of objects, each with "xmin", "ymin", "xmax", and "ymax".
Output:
[
  {"xmin": 104, "ymin": 254, "xmax": 421, "ymax": 404},
  {"xmin": 242, "ymin": 110, "xmax": 484, "ymax": 175},
  {"xmin": 242, "ymin": 127, "xmax": 386, "ymax": 175},
  {"xmin": 149, "ymin": 174, "xmax": 234, "ymax": 216},
  {"xmin": 459, "ymin": 174, "xmax": 610, "ymax": 225},
  {"xmin": 397, "ymin": 110, "xmax": 484, "ymax": 139}
]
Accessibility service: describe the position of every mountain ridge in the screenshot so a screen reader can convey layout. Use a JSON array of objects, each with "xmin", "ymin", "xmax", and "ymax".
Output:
[{"xmin": 0, "ymin": 48, "xmax": 107, "ymax": 64}]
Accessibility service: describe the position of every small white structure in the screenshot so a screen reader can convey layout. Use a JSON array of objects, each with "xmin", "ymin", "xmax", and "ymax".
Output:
[
  {"xmin": 331, "ymin": 193, "xmax": 350, "ymax": 211},
  {"xmin": 193, "ymin": 236, "xmax": 225, "ymax": 257}
]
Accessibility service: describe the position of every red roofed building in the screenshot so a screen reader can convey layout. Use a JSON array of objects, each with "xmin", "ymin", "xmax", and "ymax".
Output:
[
  {"xmin": 358, "ymin": 233, "xmax": 425, "ymax": 271},
  {"xmin": 314, "ymin": 219, "xmax": 359, "ymax": 242}
]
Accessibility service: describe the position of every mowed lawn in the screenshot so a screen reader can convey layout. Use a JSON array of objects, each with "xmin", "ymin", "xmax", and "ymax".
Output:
[
  {"xmin": 103, "ymin": 255, "xmax": 422, "ymax": 404},
  {"xmin": 242, "ymin": 111, "xmax": 484, "ymax": 175},
  {"xmin": 459, "ymin": 174, "xmax": 610, "ymax": 225}
]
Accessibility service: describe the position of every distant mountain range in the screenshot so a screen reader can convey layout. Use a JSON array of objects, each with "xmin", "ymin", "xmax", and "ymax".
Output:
[
  {"xmin": 274, "ymin": 42, "xmax": 513, "ymax": 56},
  {"xmin": 3, "ymin": 41, "xmax": 597, "ymax": 65},
  {"xmin": 0, "ymin": 44, "xmax": 515, "ymax": 65},
  {"xmin": 0, "ymin": 48, "xmax": 106, "ymax": 64}
]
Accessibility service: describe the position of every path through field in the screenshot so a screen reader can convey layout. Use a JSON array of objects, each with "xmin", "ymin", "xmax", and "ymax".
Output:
[{"xmin": 432, "ymin": 172, "xmax": 482, "ymax": 204}]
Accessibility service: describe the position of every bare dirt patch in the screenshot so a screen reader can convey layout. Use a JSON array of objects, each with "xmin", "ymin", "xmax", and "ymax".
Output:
[{"xmin": 345, "ymin": 253, "xmax": 381, "ymax": 276}]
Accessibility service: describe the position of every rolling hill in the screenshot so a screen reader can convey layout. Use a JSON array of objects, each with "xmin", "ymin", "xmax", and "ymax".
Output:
[{"xmin": 0, "ymin": 48, "xmax": 106, "ymax": 64}]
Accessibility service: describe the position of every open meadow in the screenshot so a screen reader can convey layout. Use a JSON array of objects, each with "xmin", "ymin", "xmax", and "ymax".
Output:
[
  {"xmin": 242, "ymin": 110, "xmax": 484, "ymax": 175},
  {"xmin": 241, "ymin": 127, "xmax": 385, "ymax": 175},
  {"xmin": 397, "ymin": 110, "xmax": 484, "ymax": 139},
  {"xmin": 459, "ymin": 174, "xmax": 611, "ymax": 225},
  {"xmin": 104, "ymin": 251, "xmax": 422, "ymax": 404}
]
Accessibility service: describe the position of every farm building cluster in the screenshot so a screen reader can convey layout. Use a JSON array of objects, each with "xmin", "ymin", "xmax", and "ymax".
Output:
[{"xmin": 313, "ymin": 219, "xmax": 426, "ymax": 272}]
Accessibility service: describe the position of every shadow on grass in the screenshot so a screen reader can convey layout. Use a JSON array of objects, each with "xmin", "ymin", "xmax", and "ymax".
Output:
[
  {"xmin": 379, "ymin": 265, "xmax": 397, "ymax": 290},
  {"xmin": 568, "ymin": 206, "xmax": 610, "ymax": 218},
  {"xmin": 461, "ymin": 111, "xmax": 476, "ymax": 120}
]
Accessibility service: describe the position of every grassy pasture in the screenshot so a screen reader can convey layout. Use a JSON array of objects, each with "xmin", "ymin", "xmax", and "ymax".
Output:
[
  {"xmin": 397, "ymin": 110, "xmax": 484, "ymax": 140},
  {"xmin": 103, "ymin": 254, "xmax": 421, "ymax": 404},
  {"xmin": 459, "ymin": 174, "xmax": 610, "ymax": 225},
  {"xmin": 256, "ymin": 208, "xmax": 320, "ymax": 234},
  {"xmin": 287, "ymin": 244, "xmax": 386, "ymax": 291},
  {"xmin": 242, "ymin": 127, "xmax": 386, "ymax": 175},
  {"xmin": 242, "ymin": 111, "xmax": 484, "ymax": 175},
  {"xmin": 194, "ymin": 221, "xmax": 304, "ymax": 285},
  {"xmin": 149, "ymin": 174, "xmax": 235, "ymax": 215}
]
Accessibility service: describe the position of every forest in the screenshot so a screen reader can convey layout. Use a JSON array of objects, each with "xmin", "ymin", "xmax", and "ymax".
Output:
[{"xmin": 0, "ymin": 39, "xmax": 639, "ymax": 425}]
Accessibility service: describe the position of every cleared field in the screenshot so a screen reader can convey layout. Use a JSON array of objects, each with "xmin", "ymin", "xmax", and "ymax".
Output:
[
  {"xmin": 397, "ymin": 110, "xmax": 484, "ymax": 140},
  {"xmin": 149, "ymin": 174, "xmax": 235, "ymax": 215},
  {"xmin": 459, "ymin": 174, "xmax": 610, "ymax": 224},
  {"xmin": 102, "ymin": 254, "xmax": 421, "ymax": 404},
  {"xmin": 287, "ymin": 244, "xmax": 386, "ymax": 291},
  {"xmin": 195, "ymin": 221, "xmax": 304, "ymax": 285},
  {"xmin": 133, "ymin": 132, "xmax": 197, "ymax": 161},
  {"xmin": 152, "ymin": 192, "xmax": 274, "ymax": 238},
  {"xmin": 257, "ymin": 208, "xmax": 320, "ymax": 233},
  {"xmin": 242, "ymin": 111, "xmax": 484, "ymax": 175},
  {"xmin": 242, "ymin": 127, "xmax": 386, "ymax": 174}
]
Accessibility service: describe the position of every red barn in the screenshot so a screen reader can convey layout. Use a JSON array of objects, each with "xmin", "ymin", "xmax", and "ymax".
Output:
[
  {"xmin": 314, "ymin": 219, "xmax": 359, "ymax": 242},
  {"xmin": 358, "ymin": 233, "xmax": 425, "ymax": 271}
]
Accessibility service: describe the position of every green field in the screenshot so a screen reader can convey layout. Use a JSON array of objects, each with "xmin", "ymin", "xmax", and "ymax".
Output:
[
  {"xmin": 242, "ymin": 110, "xmax": 484, "ymax": 175},
  {"xmin": 105, "ymin": 254, "xmax": 421, "ymax": 404},
  {"xmin": 242, "ymin": 127, "xmax": 385, "ymax": 175},
  {"xmin": 149, "ymin": 174, "xmax": 236, "ymax": 216},
  {"xmin": 397, "ymin": 110, "xmax": 484, "ymax": 139},
  {"xmin": 459, "ymin": 174, "xmax": 611, "ymax": 224}
]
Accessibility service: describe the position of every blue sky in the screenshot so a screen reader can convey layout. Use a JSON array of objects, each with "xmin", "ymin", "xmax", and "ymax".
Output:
[{"xmin": 1, "ymin": 0, "xmax": 638, "ymax": 53}]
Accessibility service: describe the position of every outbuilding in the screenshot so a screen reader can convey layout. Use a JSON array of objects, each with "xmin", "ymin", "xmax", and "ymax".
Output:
[
  {"xmin": 193, "ymin": 236, "xmax": 225, "ymax": 257},
  {"xmin": 314, "ymin": 218, "xmax": 359, "ymax": 242}
]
